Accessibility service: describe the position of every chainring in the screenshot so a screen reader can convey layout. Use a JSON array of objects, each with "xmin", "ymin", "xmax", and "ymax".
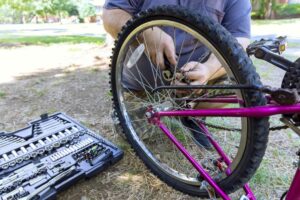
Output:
[
  {"xmin": 282, "ymin": 58, "xmax": 300, "ymax": 90},
  {"xmin": 281, "ymin": 57, "xmax": 300, "ymax": 123}
]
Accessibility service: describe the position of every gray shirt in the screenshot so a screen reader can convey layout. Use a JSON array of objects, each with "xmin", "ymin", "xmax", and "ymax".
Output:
[
  {"xmin": 104, "ymin": 0, "xmax": 252, "ymax": 90},
  {"xmin": 104, "ymin": 0, "xmax": 252, "ymax": 38}
]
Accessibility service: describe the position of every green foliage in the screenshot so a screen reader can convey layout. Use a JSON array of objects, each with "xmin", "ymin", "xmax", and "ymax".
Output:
[
  {"xmin": 76, "ymin": 1, "xmax": 96, "ymax": 19},
  {"xmin": 0, "ymin": 91, "xmax": 6, "ymax": 98},
  {"xmin": 0, "ymin": 35, "xmax": 105, "ymax": 45},
  {"xmin": 251, "ymin": 0, "xmax": 278, "ymax": 19},
  {"xmin": 0, "ymin": 0, "xmax": 97, "ymax": 23},
  {"xmin": 252, "ymin": 1, "xmax": 300, "ymax": 19},
  {"xmin": 275, "ymin": 3, "xmax": 300, "ymax": 17}
]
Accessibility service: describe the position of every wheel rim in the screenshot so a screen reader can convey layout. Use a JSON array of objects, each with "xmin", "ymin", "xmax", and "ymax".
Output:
[{"xmin": 114, "ymin": 19, "xmax": 248, "ymax": 186}]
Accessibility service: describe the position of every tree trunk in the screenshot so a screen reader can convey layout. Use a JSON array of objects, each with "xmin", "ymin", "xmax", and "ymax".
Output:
[
  {"xmin": 58, "ymin": 11, "xmax": 62, "ymax": 23},
  {"xmin": 252, "ymin": 0, "xmax": 260, "ymax": 10},
  {"xmin": 265, "ymin": 0, "xmax": 277, "ymax": 19},
  {"xmin": 44, "ymin": 11, "xmax": 48, "ymax": 23},
  {"xmin": 21, "ymin": 13, "xmax": 26, "ymax": 24}
]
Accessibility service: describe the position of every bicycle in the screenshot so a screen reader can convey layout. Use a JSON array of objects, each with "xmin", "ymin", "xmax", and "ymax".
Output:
[{"xmin": 109, "ymin": 5, "xmax": 300, "ymax": 200}]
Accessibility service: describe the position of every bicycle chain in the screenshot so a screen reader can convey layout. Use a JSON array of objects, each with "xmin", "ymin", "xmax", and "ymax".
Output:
[
  {"xmin": 202, "ymin": 120, "xmax": 290, "ymax": 132},
  {"xmin": 189, "ymin": 93, "xmax": 292, "ymax": 132},
  {"xmin": 179, "ymin": 59, "xmax": 300, "ymax": 133}
]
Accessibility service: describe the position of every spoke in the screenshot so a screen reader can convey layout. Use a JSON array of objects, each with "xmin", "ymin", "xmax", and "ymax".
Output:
[
  {"xmin": 185, "ymin": 41, "xmax": 199, "ymax": 65},
  {"xmin": 130, "ymin": 118, "xmax": 148, "ymax": 122},
  {"xmin": 177, "ymin": 119, "xmax": 210, "ymax": 158},
  {"xmin": 142, "ymin": 30, "xmax": 158, "ymax": 89},
  {"xmin": 172, "ymin": 27, "xmax": 179, "ymax": 98},
  {"xmin": 138, "ymin": 29, "xmax": 175, "ymax": 101},
  {"xmin": 135, "ymin": 35, "xmax": 170, "ymax": 101},
  {"xmin": 122, "ymin": 86, "xmax": 150, "ymax": 104},
  {"xmin": 173, "ymin": 31, "xmax": 187, "ymax": 97},
  {"xmin": 116, "ymin": 21, "xmax": 247, "ymax": 185},
  {"xmin": 153, "ymin": 27, "xmax": 164, "ymax": 88},
  {"xmin": 139, "ymin": 126, "xmax": 154, "ymax": 139},
  {"xmin": 126, "ymin": 52, "xmax": 155, "ymax": 102},
  {"xmin": 128, "ymin": 46, "xmax": 153, "ymax": 90},
  {"xmin": 161, "ymin": 117, "xmax": 200, "ymax": 175},
  {"xmin": 125, "ymin": 100, "xmax": 149, "ymax": 106},
  {"xmin": 135, "ymin": 123, "xmax": 151, "ymax": 131},
  {"xmin": 175, "ymin": 31, "xmax": 187, "ymax": 71}
]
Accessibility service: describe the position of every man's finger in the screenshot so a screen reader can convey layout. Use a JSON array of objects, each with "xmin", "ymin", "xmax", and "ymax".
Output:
[
  {"xmin": 190, "ymin": 80, "xmax": 205, "ymax": 85},
  {"xmin": 184, "ymin": 71, "xmax": 206, "ymax": 82},
  {"xmin": 173, "ymin": 80, "xmax": 188, "ymax": 86},
  {"xmin": 150, "ymin": 52, "xmax": 156, "ymax": 65},
  {"xmin": 181, "ymin": 62, "xmax": 198, "ymax": 72},
  {"xmin": 164, "ymin": 43, "xmax": 177, "ymax": 66},
  {"xmin": 156, "ymin": 51, "xmax": 165, "ymax": 69}
]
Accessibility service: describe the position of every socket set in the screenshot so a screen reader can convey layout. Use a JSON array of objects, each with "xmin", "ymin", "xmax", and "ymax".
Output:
[{"xmin": 0, "ymin": 113, "xmax": 123, "ymax": 200}]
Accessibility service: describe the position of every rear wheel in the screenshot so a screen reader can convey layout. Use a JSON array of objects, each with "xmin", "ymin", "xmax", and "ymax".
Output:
[{"xmin": 110, "ymin": 6, "xmax": 269, "ymax": 197}]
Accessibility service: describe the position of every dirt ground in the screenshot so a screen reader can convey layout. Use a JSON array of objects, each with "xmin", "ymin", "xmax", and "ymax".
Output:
[
  {"xmin": 0, "ymin": 43, "xmax": 299, "ymax": 200},
  {"xmin": 0, "ymin": 43, "xmax": 199, "ymax": 200}
]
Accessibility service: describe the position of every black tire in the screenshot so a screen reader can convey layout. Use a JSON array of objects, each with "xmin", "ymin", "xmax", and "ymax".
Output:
[{"xmin": 110, "ymin": 6, "xmax": 269, "ymax": 197}]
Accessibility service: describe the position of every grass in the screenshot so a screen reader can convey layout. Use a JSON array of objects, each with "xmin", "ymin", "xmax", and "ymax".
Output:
[
  {"xmin": 0, "ymin": 91, "xmax": 6, "ymax": 98},
  {"xmin": 0, "ymin": 35, "xmax": 105, "ymax": 45},
  {"xmin": 287, "ymin": 42, "xmax": 300, "ymax": 48},
  {"xmin": 275, "ymin": 4, "xmax": 300, "ymax": 17},
  {"xmin": 252, "ymin": 18, "xmax": 300, "ymax": 26}
]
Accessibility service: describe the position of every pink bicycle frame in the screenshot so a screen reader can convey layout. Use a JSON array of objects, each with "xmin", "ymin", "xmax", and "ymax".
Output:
[{"xmin": 147, "ymin": 102, "xmax": 300, "ymax": 200}]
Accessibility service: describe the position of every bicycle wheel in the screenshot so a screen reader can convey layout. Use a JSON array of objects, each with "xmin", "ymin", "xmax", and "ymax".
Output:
[{"xmin": 110, "ymin": 6, "xmax": 269, "ymax": 197}]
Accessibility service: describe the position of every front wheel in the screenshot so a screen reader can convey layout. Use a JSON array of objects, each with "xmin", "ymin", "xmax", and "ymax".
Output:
[{"xmin": 110, "ymin": 6, "xmax": 269, "ymax": 197}]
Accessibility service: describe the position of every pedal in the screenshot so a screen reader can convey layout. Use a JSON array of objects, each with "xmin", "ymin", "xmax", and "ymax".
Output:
[{"xmin": 247, "ymin": 36, "xmax": 287, "ymax": 56}]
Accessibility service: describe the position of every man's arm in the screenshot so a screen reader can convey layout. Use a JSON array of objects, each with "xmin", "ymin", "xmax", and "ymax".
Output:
[
  {"xmin": 205, "ymin": 37, "xmax": 250, "ymax": 81},
  {"xmin": 182, "ymin": 37, "xmax": 250, "ymax": 85},
  {"xmin": 103, "ymin": 8, "xmax": 177, "ymax": 68},
  {"xmin": 103, "ymin": 8, "xmax": 132, "ymax": 39}
]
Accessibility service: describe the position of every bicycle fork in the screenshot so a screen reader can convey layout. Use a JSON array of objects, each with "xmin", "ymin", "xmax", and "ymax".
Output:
[{"xmin": 147, "ymin": 112, "xmax": 256, "ymax": 200}]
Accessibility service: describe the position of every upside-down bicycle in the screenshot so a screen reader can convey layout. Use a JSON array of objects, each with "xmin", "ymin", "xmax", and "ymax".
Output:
[{"xmin": 109, "ymin": 6, "xmax": 300, "ymax": 200}]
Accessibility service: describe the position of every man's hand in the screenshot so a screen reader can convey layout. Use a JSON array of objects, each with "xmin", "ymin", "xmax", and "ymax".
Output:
[
  {"xmin": 180, "ymin": 62, "xmax": 210, "ymax": 85},
  {"xmin": 172, "ymin": 62, "xmax": 211, "ymax": 95},
  {"xmin": 176, "ymin": 37, "xmax": 250, "ymax": 88},
  {"xmin": 141, "ymin": 27, "xmax": 177, "ymax": 69}
]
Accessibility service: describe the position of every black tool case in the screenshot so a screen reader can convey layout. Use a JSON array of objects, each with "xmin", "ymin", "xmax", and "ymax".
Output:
[{"xmin": 0, "ymin": 113, "xmax": 123, "ymax": 200}]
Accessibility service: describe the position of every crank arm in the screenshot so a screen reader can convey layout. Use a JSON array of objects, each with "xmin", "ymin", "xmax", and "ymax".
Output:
[{"xmin": 254, "ymin": 47, "xmax": 293, "ymax": 71}]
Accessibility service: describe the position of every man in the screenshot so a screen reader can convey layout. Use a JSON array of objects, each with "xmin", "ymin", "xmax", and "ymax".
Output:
[{"xmin": 103, "ymin": 0, "xmax": 252, "ymax": 148}]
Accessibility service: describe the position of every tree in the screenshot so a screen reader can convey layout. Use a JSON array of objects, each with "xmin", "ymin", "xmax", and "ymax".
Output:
[
  {"xmin": 0, "ymin": 0, "xmax": 97, "ymax": 24},
  {"xmin": 251, "ymin": 0, "xmax": 278, "ymax": 19},
  {"xmin": 47, "ymin": 0, "xmax": 74, "ymax": 21},
  {"xmin": 76, "ymin": 1, "xmax": 96, "ymax": 19}
]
